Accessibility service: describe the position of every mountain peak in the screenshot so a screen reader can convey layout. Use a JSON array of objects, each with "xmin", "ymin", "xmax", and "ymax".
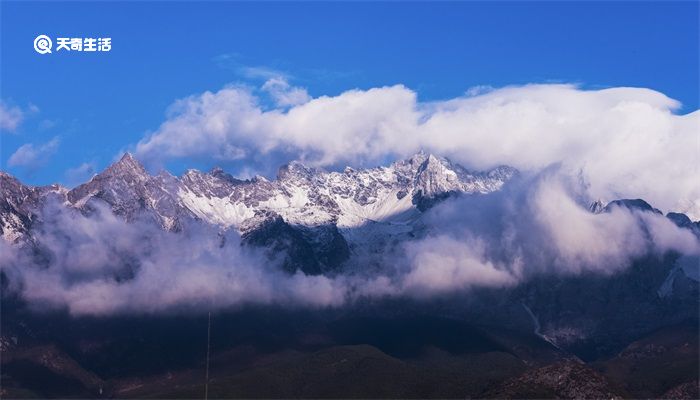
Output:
[
  {"xmin": 209, "ymin": 166, "xmax": 244, "ymax": 185},
  {"xmin": 391, "ymin": 151, "xmax": 428, "ymax": 172},
  {"xmin": 79, "ymin": 152, "xmax": 150, "ymax": 187},
  {"xmin": 604, "ymin": 199, "xmax": 662, "ymax": 215},
  {"xmin": 407, "ymin": 150, "xmax": 429, "ymax": 165},
  {"xmin": 117, "ymin": 152, "xmax": 140, "ymax": 166},
  {"xmin": 277, "ymin": 160, "xmax": 315, "ymax": 181},
  {"xmin": 394, "ymin": 151, "xmax": 451, "ymax": 172},
  {"xmin": 422, "ymin": 153, "xmax": 449, "ymax": 167},
  {"xmin": 108, "ymin": 152, "xmax": 147, "ymax": 175},
  {"xmin": 416, "ymin": 153, "xmax": 454, "ymax": 176}
]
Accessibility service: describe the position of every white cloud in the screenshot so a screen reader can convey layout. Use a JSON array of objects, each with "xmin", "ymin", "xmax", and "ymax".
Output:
[
  {"xmin": 7, "ymin": 137, "xmax": 60, "ymax": 170},
  {"xmin": 133, "ymin": 83, "xmax": 699, "ymax": 218},
  {"xmin": 0, "ymin": 201, "xmax": 350, "ymax": 315},
  {"xmin": 261, "ymin": 77, "xmax": 311, "ymax": 107},
  {"xmin": 529, "ymin": 175, "xmax": 657, "ymax": 273},
  {"xmin": 407, "ymin": 169, "xmax": 700, "ymax": 281},
  {"xmin": 401, "ymin": 235, "xmax": 518, "ymax": 295},
  {"xmin": 0, "ymin": 102, "xmax": 26, "ymax": 133},
  {"xmin": 213, "ymin": 53, "xmax": 290, "ymax": 81}
]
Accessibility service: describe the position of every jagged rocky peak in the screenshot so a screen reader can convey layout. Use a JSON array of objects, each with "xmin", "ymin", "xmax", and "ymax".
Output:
[
  {"xmin": 67, "ymin": 153, "xmax": 148, "ymax": 203},
  {"xmin": 3, "ymin": 152, "xmax": 522, "ymax": 252},
  {"xmin": 416, "ymin": 153, "xmax": 458, "ymax": 179},
  {"xmin": 420, "ymin": 153, "xmax": 447, "ymax": 167},
  {"xmin": 277, "ymin": 160, "xmax": 318, "ymax": 181},
  {"xmin": 395, "ymin": 151, "xmax": 515, "ymax": 181},
  {"xmin": 398, "ymin": 149, "xmax": 430, "ymax": 168},
  {"xmin": 104, "ymin": 152, "xmax": 149, "ymax": 179},
  {"xmin": 209, "ymin": 166, "xmax": 245, "ymax": 185},
  {"xmin": 64, "ymin": 152, "xmax": 194, "ymax": 231}
]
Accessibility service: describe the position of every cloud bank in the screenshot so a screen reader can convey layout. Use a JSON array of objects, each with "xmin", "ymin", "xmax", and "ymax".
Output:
[
  {"xmin": 2, "ymin": 170, "xmax": 697, "ymax": 316},
  {"xmin": 133, "ymin": 82, "xmax": 700, "ymax": 218}
]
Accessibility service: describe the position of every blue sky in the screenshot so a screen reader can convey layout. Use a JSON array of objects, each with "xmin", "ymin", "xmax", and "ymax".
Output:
[{"xmin": 1, "ymin": 1, "xmax": 698, "ymax": 186}]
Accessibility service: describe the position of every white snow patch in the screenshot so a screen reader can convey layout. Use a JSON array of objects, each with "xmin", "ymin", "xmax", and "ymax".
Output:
[{"xmin": 178, "ymin": 189, "xmax": 254, "ymax": 228}]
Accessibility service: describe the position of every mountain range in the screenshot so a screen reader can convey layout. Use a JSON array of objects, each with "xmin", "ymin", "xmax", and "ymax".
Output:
[
  {"xmin": 1, "ymin": 152, "xmax": 699, "ymax": 398},
  {"xmin": 1, "ymin": 151, "xmax": 517, "ymax": 274}
]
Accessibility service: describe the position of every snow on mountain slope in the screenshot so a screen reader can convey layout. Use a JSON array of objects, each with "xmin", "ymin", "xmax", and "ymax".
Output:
[
  {"xmin": 170, "ymin": 151, "xmax": 517, "ymax": 236},
  {"xmin": 178, "ymin": 187, "xmax": 255, "ymax": 228}
]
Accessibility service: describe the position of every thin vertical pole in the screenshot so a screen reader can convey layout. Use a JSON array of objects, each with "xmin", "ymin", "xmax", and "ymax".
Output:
[{"xmin": 205, "ymin": 311, "xmax": 211, "ymax": 400}]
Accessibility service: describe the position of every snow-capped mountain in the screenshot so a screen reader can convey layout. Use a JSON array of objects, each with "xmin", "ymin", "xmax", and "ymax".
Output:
[
  {"xmin": 176, "ymin": 151, "xmax": 516, "ymax": 232},
  {"xmin": 2, "ymin": 152, "xmax": 698, "ymax": 368},
  {"xmin": 0, "ymin": 152, "xmax": 516, "ymax": 273},
  {"xmin": 4, "ymin": 152, "xmax": 700, "ymax": 276}
]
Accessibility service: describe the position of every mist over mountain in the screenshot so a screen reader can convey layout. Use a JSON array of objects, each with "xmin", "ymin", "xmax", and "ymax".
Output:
[
  {"xmin": 1, "ymin": 152, "xmax": 698, "ymax": 314},
  {"xmin": 1, "ymin": 151, "xmax": 698, "ymax": 398},
  {"xmin": 3, "ymin": 0, "xmax": 699, "ymax": 396}
]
